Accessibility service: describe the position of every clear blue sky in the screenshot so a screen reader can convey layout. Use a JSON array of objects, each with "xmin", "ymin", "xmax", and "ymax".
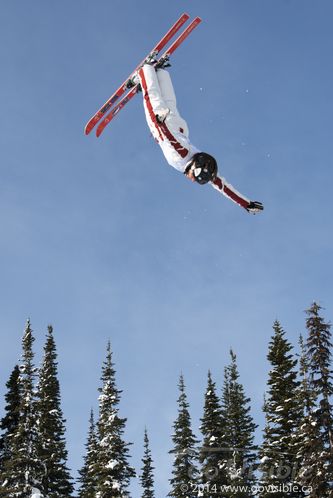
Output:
[{"xmin": 1, "ymin": 0, "xmax": 333, "ymax": 495}]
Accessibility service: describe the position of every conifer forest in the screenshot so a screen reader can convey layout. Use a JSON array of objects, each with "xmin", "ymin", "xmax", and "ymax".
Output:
[{"xmin": 0, "ymin": 303, "xmax": 332, "ymax": 498}]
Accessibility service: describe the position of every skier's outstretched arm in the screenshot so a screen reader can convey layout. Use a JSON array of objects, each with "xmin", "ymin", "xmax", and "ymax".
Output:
[
  {"xmin": 184, "ymin": 153, "xmax": 263, "ymax": 214},
  {"xmin": 211, "ymin": 176, "xmax": 263, "ymax": 214}
]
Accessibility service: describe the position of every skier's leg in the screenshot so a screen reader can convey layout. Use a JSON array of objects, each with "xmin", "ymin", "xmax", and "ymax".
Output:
[
  {"xmin": 138, "ymin": 64, "xmax": 170, "ymax": 123},
  {"xmin": 155, "ymin": 68, "xmax": 178, "ymax": 113},
  {"xmin": 156, "ymin": 68, "xmax": 189, "ymax": 136}
]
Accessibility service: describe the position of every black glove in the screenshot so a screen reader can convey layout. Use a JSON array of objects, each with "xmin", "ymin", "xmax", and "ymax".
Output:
[
  {"xmin": 155, "ymin": 109, "xmax": 169, "ymax": 124},
  {"xmin": 246, "ymin": 201, "xmax": 264, "ymax": 214}
]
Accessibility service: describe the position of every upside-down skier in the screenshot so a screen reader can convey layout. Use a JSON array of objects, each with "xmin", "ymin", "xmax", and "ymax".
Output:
[{"xmin": 128, "ymin": 60, "xmax": 264, "ymax": 214}]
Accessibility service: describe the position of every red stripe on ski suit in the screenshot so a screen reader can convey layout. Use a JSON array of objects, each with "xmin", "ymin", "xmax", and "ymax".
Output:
[
  {"xmin": 213, "ymin": 177, "xmax": 250, "ymax": 209},
  {"xmin": 158, "ymin": 121, "xmax": 189, "ymax": 158},
  {"xmin": 139, "ymin": 68, "xmax": 164, "ymax": 141},
  {"xmin": 139, "ymin": 68, "xmax": 189, "ymax": 159}
]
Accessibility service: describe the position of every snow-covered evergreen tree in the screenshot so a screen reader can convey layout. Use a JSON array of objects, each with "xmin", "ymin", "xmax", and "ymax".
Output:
[
  {"xmin": 259, "ymin": 321, "xmax": 302, "ymax": 498},
  {"xmin": 306, "ymin": 303, "xmax": 333, "ymax": 452},
  {"xmin": 78, "ymin": 410, "xmax": 99, "ymax": 498},
  {"xmin": 297, "ymin": 335, "xmax": 313, "ymax": 417},
  {"xmin": 222, "ymin": 350, "xmax": 257, "ymax": 496},
  {"xmin": 295, "ymin": 303, "xmax": 333, "ymax": 497},
  {"xmin": 293, "ymin": 334, "xmax": 322, "ymax": 497},
  {"xmin": 0, "ymin": 320, "xmax": 43, "ymax": 498},
  {"xmin": 93, "ymin": 341, "xmax": 135, "ymax": 497},
  {"xmin": 36, "ymin": 325, "xmax": 73, "ymax": 497},
  {"xmin": 0, "ymin": 365, "xmax": 21, "ymax": 473},
  {"xmin": 199, "ymin": 371, "xmax": 229, "ymax": 497},
  {"xmin": 168, "ymin": 374, "xmax": 198, "ymax": 498},
  {"xmin": 140, "ymin": 428, "xmax": 155, "ymax": 498}
]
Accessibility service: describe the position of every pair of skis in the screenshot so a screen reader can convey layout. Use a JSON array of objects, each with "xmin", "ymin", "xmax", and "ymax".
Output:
[{"xmin": 85, "ymin": 13, "xmax": 201, "ymax": 137}]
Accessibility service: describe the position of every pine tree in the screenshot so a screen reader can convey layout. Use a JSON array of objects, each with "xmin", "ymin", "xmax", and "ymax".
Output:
[
  {"xmin": 140, "ymin": 428, "xmax": 155, "ymax": 498},
  {"xmin": 78, "ymin": 410, "xmax": 99, "ymax": 498},
  {"xmin": 0, "ymin": 320, "xmax": 43, "ymax": 498},
  {"xmin": 199, "ymin": 371, "xmax": 229, "ymax": 497},
  {"xmin": 36, "ymin": 325, "xmax": 73, "ymax": 497},
  {"xmin": 296, "ymin": 303, "xmax": 333, "ymax": 497},
  {"xmin": 168, "ymin": 374, "xmax": 198, "ymax": 498},
  {"xmin": 0, "ymin": 365, "xmax": 21, "ymax": 473},
  {"xmin": 259, "ymin": 321, "xmax": 302, "ymax": 498},
  {"xmin": 94, "ymin": 341, "xmax": 135, "ymax": 497},
  {"xmin": 221, "ymin": 350, "xmax": 258, "ymax": 496}
]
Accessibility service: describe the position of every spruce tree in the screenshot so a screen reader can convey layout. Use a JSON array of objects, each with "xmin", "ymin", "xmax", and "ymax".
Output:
[
  {"xmin": 0, "ymin": 365, "xmax": 21, "ymax": 473},
  {"xmin": 306, "ymin": 303, "xmax": 333, "ymax": 452},
  {"xmin": 222, "ymin": 350, "xmax": 258, "ymax": 496},
  {"xmin": 294, "ymin": 334, "xmax": 322, "ymax": 497},
  {"xmin": 140, "ymin": 428, "xmax": 155, "ymax": 498},
  {"xmin": 168, "ymin": 374, "xmax": 198, "ymax": 498},
  {"xmin": 199, "ymin": 371, "xmax": 229, "ymax": 497},
  {"xmin": 78, "ymin": 410, "xmax": 99, "ymax": 498},
  {"xmin": 259, "ymin": 321, "xmax": 302, "ymax": 498},
  {"xmin": 0, "ymin": 320, "xmax": 43, "ymax": 498},
  {"xmin": 36, "ymin": 325, "xmax": 73, "ymax": 497},
  {"xmin": 296, "ymin": 303, "xmax": 333, "ymax": 497},
  {"xmin": 297, "ymin": 335, "xmax": 313, "ymax": 416},
  {"xmin": 94, "ymin": 341, "xmax": 135, "ymax": 497}
]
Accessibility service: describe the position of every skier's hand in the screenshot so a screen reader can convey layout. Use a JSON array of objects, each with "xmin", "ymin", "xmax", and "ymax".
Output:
[
  {"xmin": 246, "ymin": 201, "xmax": 264, "ymax": 214},
  {"xmin": 155, "ymin": 109, "xmax": 170, "ymax": 124}
]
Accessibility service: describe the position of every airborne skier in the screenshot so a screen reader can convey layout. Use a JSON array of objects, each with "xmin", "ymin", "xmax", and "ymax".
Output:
[
  {"xmin": 130, "ymin": 61, "xmax": 263, "ymax": 214},
  {"xmin": 85, "ymin": 13, "xmax": 263, "ymax": 213}
]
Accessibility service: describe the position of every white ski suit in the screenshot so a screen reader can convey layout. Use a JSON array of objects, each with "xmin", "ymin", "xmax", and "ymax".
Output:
[{"xmin": 138, "ymin": 64, "xmax": 252, "ymax": 211}]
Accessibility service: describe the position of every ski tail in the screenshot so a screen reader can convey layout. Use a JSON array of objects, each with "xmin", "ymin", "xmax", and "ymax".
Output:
[
  {"xmin": 84, "ymin": 13, "xmax": 190, "ymax": 135},
  {"xmin": 95, "ymin": 16, "xmax": 202, "ymax": 137},
  {"xmin": 160, "ymin": 16, "xmax": 201, "ymax": 59},
  {"xmin": 153, "ymin": 12, "xmax": 190, "ymax": 53}
]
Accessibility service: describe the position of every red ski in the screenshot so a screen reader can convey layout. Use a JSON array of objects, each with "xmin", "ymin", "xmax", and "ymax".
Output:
[
  {"xmin": 95, "ymin": 16, "xmax": 202, "ymax": 138},
  {"xmin": 84, "ymin": 13, "xmax": 190, "ymax": 135}
]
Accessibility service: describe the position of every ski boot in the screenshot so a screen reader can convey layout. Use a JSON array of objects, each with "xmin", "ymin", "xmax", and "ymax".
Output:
[
  {"xmin": 125, "ymin": 72, "xmax": 141, "ymax": 92},
  {"xmin": 143, "ymin": 53, "xmax": 171, "ymax": 69},
  {"xmin": 155, "ymin": 55, "xmax": 171, "ymax": 69}
]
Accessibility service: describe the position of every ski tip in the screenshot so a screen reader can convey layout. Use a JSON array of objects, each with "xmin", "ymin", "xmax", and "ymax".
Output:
[
  {"xmin": 96, "ymin": 126, "xmax": 103, "ymax": 138},
  {"xmin": 84, "ymin": 120, "xmax": 95, "ymax": 135}
]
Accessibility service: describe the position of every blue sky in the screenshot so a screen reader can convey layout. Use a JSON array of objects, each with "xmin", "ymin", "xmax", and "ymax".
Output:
[{"xmin": 0, "ymin": 0, "xmax": 333, "ymax": 495}]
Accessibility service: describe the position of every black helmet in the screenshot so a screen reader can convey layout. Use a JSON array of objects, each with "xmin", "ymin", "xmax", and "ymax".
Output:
[{"xmin": 186, "ymin": 152, "xmax": 218, "ymax": 185}]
